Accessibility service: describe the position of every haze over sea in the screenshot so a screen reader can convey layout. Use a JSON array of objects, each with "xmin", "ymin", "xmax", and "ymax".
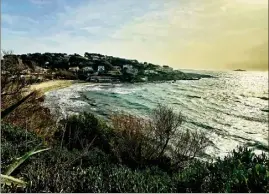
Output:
[{"xmin": 44, "ymin": 70, "xmax": 268, "ymax": 159}]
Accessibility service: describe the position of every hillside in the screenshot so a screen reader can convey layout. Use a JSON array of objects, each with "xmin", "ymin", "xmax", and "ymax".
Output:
[{"xmin": 2, "ymin": 52, "xmax": 213, "ymax": 82}]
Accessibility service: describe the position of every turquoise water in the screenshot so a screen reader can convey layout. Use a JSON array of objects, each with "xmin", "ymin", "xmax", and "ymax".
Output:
[{"xmin": 44, "ymin": 70, "xmax": 268, "ymax": 158}]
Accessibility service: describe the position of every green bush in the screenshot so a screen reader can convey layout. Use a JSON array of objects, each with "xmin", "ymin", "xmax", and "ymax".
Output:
[
  {"xmin": 1, "ymin": 123, "xmax": 42, "ymax": 171},
  {"xmin": 2, "ymin": 113, "xmax": 268, "ymax": 193},
  {"xmin": 16, "ymin": 163, "xmax": 176, "ymax": 193},
  {"xmin": 55, "ymin": 112, "xmax": 114, "ymax": 152},
  {"xmin": 172, "ymin": 147, "xmax": 269, "ymax": 193},
  {"xmin": 201, "ymin": 147, "xmax": 269, "ymax": 193}
]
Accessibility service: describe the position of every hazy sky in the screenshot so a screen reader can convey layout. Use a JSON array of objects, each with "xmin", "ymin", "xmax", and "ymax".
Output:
[{"xmin": 2, "ymin": 0, "xmax": 268, "ymax": 70}]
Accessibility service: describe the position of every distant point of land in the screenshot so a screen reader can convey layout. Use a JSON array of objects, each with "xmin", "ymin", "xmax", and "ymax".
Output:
[{"xmin": 234, "ymin": 69, "xmax": 246, "ymax": 71}]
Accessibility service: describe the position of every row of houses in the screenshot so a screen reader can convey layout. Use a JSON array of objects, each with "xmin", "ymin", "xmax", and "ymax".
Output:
[
  {"xmin": 69, "ymin": 63, "xmax": 173, "ymax": 77},
  {"xmin": 68, "ymin": 64, "xmax": 139, "ymax": 75}
]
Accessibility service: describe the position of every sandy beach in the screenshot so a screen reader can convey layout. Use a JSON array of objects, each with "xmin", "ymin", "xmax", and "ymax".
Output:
[{"xmin": 30, "ymin": 80, "xmax": 85, "ymax": 94}]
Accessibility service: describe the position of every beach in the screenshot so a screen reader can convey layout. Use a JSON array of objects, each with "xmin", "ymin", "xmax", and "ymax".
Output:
[{"xmin": 30, "ymin": 80, "xmax": 86, "ymax": 94}]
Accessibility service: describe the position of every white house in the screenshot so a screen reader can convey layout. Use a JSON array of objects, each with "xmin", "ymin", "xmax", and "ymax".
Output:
[
  {"xmin": 82, "ymin": 66, "xmax": 94, "ymax": 72},
  {"xmin": 98, "ymin": 66, "xmax": 105, "ymax": 72},
  {"xmin": 69, "ymin": 66, "xmax": 79, "ymax": 72},
  {"xmin": 144, "ymin": 70, "xmax": 157, "ymax": 74},
  {"xmin": 123, "ymin": 64, "xmax": 133, "ymax": 69},
  {"xmin": 92, "ymin": 56, "xmax": 100, "ymax": 61},
  {"xmin": 126, "ymin": 68, "xmax": 138, "ymax": 75}
]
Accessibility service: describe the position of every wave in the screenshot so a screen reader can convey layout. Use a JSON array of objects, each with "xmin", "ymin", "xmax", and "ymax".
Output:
[{"xmin": 43, "ymin": 71, "xmax": 268, "ymax": 158}]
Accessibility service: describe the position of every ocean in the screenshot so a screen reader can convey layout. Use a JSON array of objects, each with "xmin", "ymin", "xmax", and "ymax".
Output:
[{"xmin": 43, "ymin": 70, "xmax": 268, "ymax": 159}]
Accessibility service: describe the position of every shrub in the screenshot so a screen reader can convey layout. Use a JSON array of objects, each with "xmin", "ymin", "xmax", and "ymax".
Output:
[
  {"xmin": 200, "ymin": 147, "xmax": 269, "ymax": 193},
  {"xmin": 55, "ymin": 112, "xmax": 114, "ymax": 151},
  {"xmin": 110, "ymin": 104, "xmax": 207, "ymax": 171},
  {"xmin": 15, "ymin": 162, "xmax": 176, "ymax": 193},
  {"xmin": 1, "ymin": 123, "xmax": 42, "ymax": 171},
  {"xmin": 170, "ymin": 129, "xmax": 209, "ymax": 170},
  {"xmin": 172, "ymin": 147, "xmax": 269, "ymax": 193},
  {"xmin": 2, "ymin": 120, "xmax": 268, "ymax": 193},
  {"xmin": 110, "ymin": 114, "xmax": 157, "ymax": 167}
]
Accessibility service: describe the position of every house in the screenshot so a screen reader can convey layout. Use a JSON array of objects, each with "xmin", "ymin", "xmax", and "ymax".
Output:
[
  {"xmin": 69, "ymin": 66, "xmax": 80, "ymax": 72},
  {"xmin": 126, "ymin": 68, "xmax": 138, "ymax": 75},
  {"xmin": 64, "ymin": 54, "xmax": 70, "ymax": 59},
  {"xmin": 144, "ymin": 70, "xmax": 158, "ymax": 74},
  {"xmin": 92, "ymin": 56, "xmax": 100, "ymax": 61},
  {"xmin": 123, "ymin": 64, "xmax": 133, "ymax": 69},
  {"xmin": 82, "ymin": 66, "xmax": 94, "ymax": 72},
  {"xmin": 98, "ymin": 65, "xmax": 105, "ymax": 72}
]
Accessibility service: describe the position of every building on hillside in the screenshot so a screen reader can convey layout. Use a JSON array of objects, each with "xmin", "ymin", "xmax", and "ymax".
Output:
[
  {"xmin": 44, "ymin": 61, "xmax": 50, "ymax": 67},
  {"xmin": 92, "ymin": 55, "xmax": 100, "ymax": 61},
  {"xmin": 82, "ymin": 66, "xmax": 94, "ymax": 72},
  {"xmin": 64, "ymin": 54, "xmax": 70, "ymax": 59},
  {"xmin": 123, "ymin": 64, "xmax": 133, "ymax": 69},
  {"xmin": 98, "ymin": 65, "xmax": 105, "ymax": 72},
  {"xmin": 69, "ymin": 66, "xmax": 80, "ymax": 72},
  {"xmin": 144, "ymin": 70, "xmax": 158, "ymax": 74},
  {"xmin": 126, "ymin": 68, "xmax": 138, "ymax": 75}
]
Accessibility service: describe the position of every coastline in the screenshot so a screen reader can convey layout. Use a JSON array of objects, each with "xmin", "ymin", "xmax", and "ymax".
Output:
[{"xmin": 30, "ymin": 79, "xmax": 86, "ymax": 94}]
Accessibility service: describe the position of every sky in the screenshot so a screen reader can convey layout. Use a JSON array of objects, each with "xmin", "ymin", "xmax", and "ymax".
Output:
[{"xmin": 1, "ymin": 0, "xmax": 268, "ymax": 70}]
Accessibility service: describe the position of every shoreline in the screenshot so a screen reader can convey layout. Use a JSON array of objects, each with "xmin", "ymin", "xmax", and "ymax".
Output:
[
  {"xmin": 31, "ymin": 78, "xmax": 201, "ymax": 95},
  {"xmin": 30, "ymin": 79, "xmax": 87, "ymax": 94}
]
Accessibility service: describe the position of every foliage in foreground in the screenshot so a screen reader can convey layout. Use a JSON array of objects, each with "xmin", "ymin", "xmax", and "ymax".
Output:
[{"xmin": 1, "ymin": 106, "xmax": 269, "ymax": 193}]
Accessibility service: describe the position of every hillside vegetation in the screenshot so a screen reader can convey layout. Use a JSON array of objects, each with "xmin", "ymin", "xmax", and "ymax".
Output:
[{"xmin": 2, "ymin": 51, "xmax": 213, "ymax": 82}]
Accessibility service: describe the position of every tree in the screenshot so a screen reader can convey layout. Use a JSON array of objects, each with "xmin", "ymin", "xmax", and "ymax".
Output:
[{"xmin": 1, "ymin": 50, "xmax": 38, "ymax": 109}]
